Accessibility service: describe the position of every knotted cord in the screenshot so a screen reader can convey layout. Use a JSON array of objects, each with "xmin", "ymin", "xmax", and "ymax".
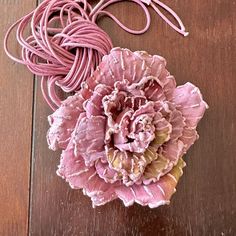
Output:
[{"xmin": 4, "ymin": 0, "xmax": 188, "ymax": 110}]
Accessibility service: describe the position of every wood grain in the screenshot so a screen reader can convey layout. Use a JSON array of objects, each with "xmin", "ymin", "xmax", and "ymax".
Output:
[
  {"xmin": 2, "ymin": 0, "xmax": 236, "ymax": 235},
  {"xmin": 0, "ymin": 1, "xmax": 35, "ymax": 235},
  {"xmin": 29, "ymin": 0, "xmax": 236, "ymax": 235}
]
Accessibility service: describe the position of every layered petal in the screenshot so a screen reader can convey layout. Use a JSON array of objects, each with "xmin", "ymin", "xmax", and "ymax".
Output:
[
  {"xmin": 83, "ymin": 84, "xmax": 112, "ymax": 117},
  {"xmin": 47, "ymin": 90, "xmax": 91, "ymax": 150},
  {"xmin": 143, "ymin": 155, "xmax": 170, "ymax": 184},
  {"xmin": 73, "ymin": 115, "xmax": 106, "ymax": 166},
  {"xmin": 106, "ymin": 147, "xmax": 146, "ymax": 186},
  {"xmin": 152, "ymin": 112, "xmax": 172, "ymax": 146},
  {"xmin": 91, "ymin": 48, "xmax": 171, "ymax": 88},
  {"xmin": 162, "ymin": 140, "xmax": 185, "ymax": 163},
  {"xmin": 169, "ymin": 109, "xmax": 185, "ymax": 141},
  {"xmin": 57, "ymin": 140, "xmax": 117, "ymax": 207},
  {"xmin": 95, "ymin": 160, "xmax": 121, "ymax": 184},
  {"xmin": 115, "ymin": 158, "xmax": 186, "ymax": 207},
  {"xmin": 171, "ymin": 82, "xmax": 208, "ymax": 128},
  {"xmin": 180, "ymin": 127, "xmax": 199, "ymax": 153}
]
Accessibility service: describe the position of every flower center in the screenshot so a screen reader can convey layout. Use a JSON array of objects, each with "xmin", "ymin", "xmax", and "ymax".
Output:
[
  {"xmin": 103, "ymin": 87, "xmax": 157, "ymax": 153},
  {"xmin": 114, "ymin": 113, "xmax": 156, "ymax": 153},
  {"xmin": 100, "ymin": 77, "xmax": 174, "ymax": 186}
]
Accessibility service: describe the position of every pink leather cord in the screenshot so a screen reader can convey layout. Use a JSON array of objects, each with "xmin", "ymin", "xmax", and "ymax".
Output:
[{"xmin": 4, "ymin": 0, "xmax": 188, "ymax": 110}]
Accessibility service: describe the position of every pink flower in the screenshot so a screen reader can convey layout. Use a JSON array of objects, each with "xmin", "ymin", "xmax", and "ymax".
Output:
[{"xmin": 47, "ymin": 47, "xmax": 208, "ymax": 207}]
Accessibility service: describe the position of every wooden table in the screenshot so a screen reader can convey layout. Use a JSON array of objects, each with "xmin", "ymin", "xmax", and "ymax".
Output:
[{"xmin": 1, "ymin": 0, "xmax": 236, "ymax": 235}]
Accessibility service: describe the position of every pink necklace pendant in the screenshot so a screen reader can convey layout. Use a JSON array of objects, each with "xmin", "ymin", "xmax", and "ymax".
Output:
[{"xmin": 4, "ymin": 0, "xmax": 208, "ymax": 208}]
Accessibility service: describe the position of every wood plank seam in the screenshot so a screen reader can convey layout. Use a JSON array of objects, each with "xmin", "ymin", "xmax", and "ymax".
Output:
[{"xmin": 28, "ymin": 76, "xmax": 37, "ymax": 236}]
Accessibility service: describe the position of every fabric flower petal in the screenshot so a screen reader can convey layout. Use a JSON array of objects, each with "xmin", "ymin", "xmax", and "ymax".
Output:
[
  {"xmin": 162, "ymin": 140, "xmax": 185, "ymax": 163},
  {"xmin": 142, "ymin": 154, "xmax": 170, "ymax": 184},
  {"xmin": 169, "ymin": 109, "xmax": 185, "ymax": 141},
  {"xmin": 57, "ymin": 140, "xmax": 117, "ymax": 207},
  {"xmin": 84, "ymin": 84, "xmax": 112, "ymax": 117},
  {"xmin": 106, "ymin": 147, "xmax": 146, "ymax": 186},
  {"xmin": 115, "ymin": 158, "xmax": 186, "ymax": 207},
  {"xmin": 92, "ymin": 48, "xmax": 170, "ymax": 88},
  {"xmin": 73, "ymin": 115, "xmax": 106, "ymax": 166},
  {"xmin": 95, "ymin": 160, "xmax": 121, "ymax": 184},
  {"xmin": 171, "ymin": 82, "xmax": 208, "ymax": 128},
  {"xmin": 57, "ymin": 142, "xmax": 96, "ymax": 189},
  {"xmin": 180, "ymin": 127, "xmax": 199, "ymax": 153},
  {"xmin": 152, "ymin": 113, "xmax": 172, "ymax": 146},
  {"xmin": 47, "ymin": 85, "xmax": 94, "ymax": 150}
]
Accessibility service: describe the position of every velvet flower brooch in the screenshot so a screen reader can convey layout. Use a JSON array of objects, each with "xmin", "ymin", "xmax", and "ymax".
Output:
[
  {"xmin": 4, "ymin": 0, "xmax": 208, "ymax": 208},
  {"xmin": 47, "ymin": 48, "xmax": 208, "ymax": 207}
]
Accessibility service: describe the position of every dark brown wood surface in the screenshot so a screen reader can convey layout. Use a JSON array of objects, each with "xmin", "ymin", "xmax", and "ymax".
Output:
[
  {"xmin": 0, "ymin": 1, "xmax": 36, "ymax": 235},
  {"xmin": 1, "ymin": 0, "xmax": 236, "ymax": 235}
]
